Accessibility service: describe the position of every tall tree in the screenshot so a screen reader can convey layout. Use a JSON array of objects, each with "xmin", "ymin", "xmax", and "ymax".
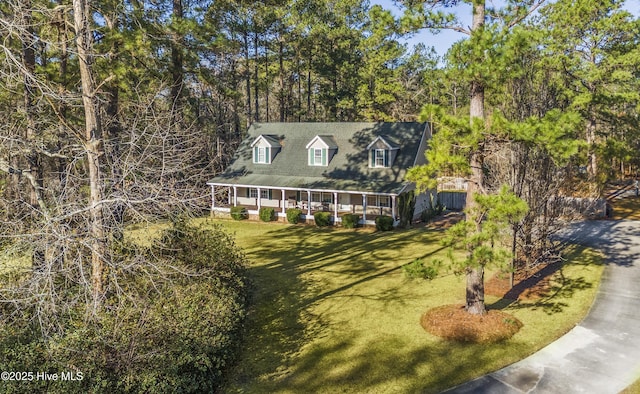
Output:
[
  {"xmin": 73, "ymin": 0, "xmax": 107, "ymax": 309},
  {"xmin": 403, "ymin": 0, "xmax": 545, "ymax": 315},
  {"xmin": 537, "ymin": 0, "xmax": 640, "ymax": 188}
]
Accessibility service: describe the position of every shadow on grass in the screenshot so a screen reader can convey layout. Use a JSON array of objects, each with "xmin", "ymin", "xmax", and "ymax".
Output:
[
  {"xmin": 272, "ymin": 334, "xmax": 531, "ymax": 394},
  {"xmin": 223, "ymin": 224, "xmax": 446, "ymax": 391},
  {"xmin": 489, "ymin": 246, "xmax": 602, "ymax": 315}
]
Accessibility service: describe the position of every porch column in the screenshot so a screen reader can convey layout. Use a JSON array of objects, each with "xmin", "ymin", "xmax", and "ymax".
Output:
[
  {"xmin": 228, "ymin": 187, "xmax": 232, "ymax": 205},
  {"xmin": 211, "ymin": 185, "xmax": 215, "ymax": 211},
  {"xmin": 307, "ymin": 190, "xmax": 311, "ymax": 216},
  {"xmin": 233, "ymin": 186, "xmax": 238, "ymax": 207},
  {"xmin": 362, "ymin": 194, "xmax": 367, "ymax": 222},
  {"xmin": 281, "ymin": 189, "xmax": 286, "ymax": 214},
  {"xmin": 391, "ymin": 195, "xmax": 396, "ymax": 221},
  {"xmin": 257, "ymin": 187, "xmax": 262, "ymax": 210},
  {"xmin": 333, "ymin": 192, "xmax": 338, "ymax": 225}
]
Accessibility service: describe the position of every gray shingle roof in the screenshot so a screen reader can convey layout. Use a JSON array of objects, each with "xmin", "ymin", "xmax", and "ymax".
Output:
[{"xmin": 207, "ymin": 122, "xmax": 429, "ymax": 195}]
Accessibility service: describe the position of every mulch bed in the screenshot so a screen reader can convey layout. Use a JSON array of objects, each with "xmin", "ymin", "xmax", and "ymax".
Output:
[
  {"xmin": 421, "ymin": 304, "xmax": 523, "ymax": 343},
  {"xmin": 422, "ymin": 262, "xmax": 562, "ymax": 343}
]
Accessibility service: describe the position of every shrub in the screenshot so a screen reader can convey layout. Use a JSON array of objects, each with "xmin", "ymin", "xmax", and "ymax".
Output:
[
  {"xmin": 314, "ymin": 211, "xmax": 332, "ymax": 227},
  {"xmin": 230, "ymin": 206, "xmax": 248, "ymax": 220},
  {"xmin": 286, "ymin": 208, "xmax": 302, "ymax": 224},
  {"xmin": 0, "ymin": 219, "xmax": 249, "ymax": 393},
  {"xmin": 259, "ymin": 207, "xmax": 276, "ymax": 222},
  {"xmin": 398, "ymin": 190, "xmax": 416, "ymax": 228},
  {"xmin": 375, "ymin": 215, "xmax": 394, "ymax": 231},
  {"xmin": 403, "ymin": 258, "xmax": 441, "ymax": 280},
  {"xmin": 341, "ymin": 214, "xmax": 360, "ymax": 228}
]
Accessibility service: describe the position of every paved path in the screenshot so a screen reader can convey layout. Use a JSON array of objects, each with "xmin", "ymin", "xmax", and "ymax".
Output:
[{"xmin": 444, "ymin": 219, "xmax": 640, "ymax": 394}]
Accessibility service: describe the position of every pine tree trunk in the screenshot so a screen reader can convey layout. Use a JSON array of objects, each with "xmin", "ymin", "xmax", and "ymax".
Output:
[
  {"xmin": 170, "ymin": 0, "xmax": 184, "ymax": 128},
  {"xmin": 465, "ymin": 1, "xmax": 487, "ymax": 315},
  {"xmin": 586, "ymin": 115, "xmax": 597, "ymax": 182},
  {"xmin": 279, "ymin": 38, "xmax": 285, "ymax": 122},
  {"xmin": 254, "ymin": 32, "xmax": 259, "ymax": 122},
  {"xmin": 73, "ymin": 0, "xmax": 107, "ymax": 310},
  {"xmin": 21, "ymin": 0, "xmax": 41, "ymax": 209},
  {"xmin": 244, "ymin": 30, "xmax": 252, "ymax": 127}
]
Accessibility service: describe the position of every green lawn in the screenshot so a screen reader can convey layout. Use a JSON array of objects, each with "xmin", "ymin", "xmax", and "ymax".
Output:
[{"xmin": 134, "ymin": 218, "xmax": 604, "ymax": 393}]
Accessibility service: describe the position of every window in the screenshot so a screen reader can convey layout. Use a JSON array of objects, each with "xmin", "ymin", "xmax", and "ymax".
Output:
[
  {"xmin": 366, "ymin": 195, "xmax": 377, "ymax": 207},
  {"xmin": 309, "ymin": 148, "xmax": 327, "ymax": 166},
  {"xmin": 378, "ymin": 196, "xmax": 390, "ymax": 207},
  {"xmin": 311, "ymin": 192, "xmax": 322, "ymax": 203},
  {"xmin": 248, "ymin": 188, "xmax": 270, "ymax": 199},
  {"xmin": 366, "ymin": 195, "xmax": 390, "ymax": 207},
  {"xmin": 253, "ymin": 146, "xmax": 270, "ymax": 164},
  {"xmin": 371, "ymin": 149, "xmax": 389, "ymax": 168},
  {"xmin": 375, "ymin": 149, "xmax": 386, "ymax": 167}
]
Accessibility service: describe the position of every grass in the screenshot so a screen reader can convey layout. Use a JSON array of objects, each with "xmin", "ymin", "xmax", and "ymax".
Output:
[
  {"xmin": 613, "ymin": 194, "xmax": 640, "ymax": 220},
  {"xmin": 132, "ymin": 218, "xmax": 604, "ymax": 394}
]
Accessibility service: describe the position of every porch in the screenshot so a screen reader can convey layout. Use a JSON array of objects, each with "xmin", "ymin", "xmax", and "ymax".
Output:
[{"xmin": 209, "ymin": 184, "xmax": 397, "ymax": 226}]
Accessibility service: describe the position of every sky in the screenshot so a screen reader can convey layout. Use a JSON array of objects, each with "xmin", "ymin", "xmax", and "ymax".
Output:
[{"xmin": 373, "ymin": 0, "xmax": 640, "ymax": 58}]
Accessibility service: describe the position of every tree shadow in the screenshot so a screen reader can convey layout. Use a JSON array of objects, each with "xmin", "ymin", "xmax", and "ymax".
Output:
[
  {"xmin": 223, "ymin": 224, "xmax": 446, "ymax": 391},
  {"xmin": 488, "ymin": 245, "xmax": 602, "ymax": 315}
]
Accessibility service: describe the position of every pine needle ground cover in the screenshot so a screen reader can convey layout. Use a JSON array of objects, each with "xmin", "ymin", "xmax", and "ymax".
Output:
[{"xmin": 132, "ymin": 218, "xmax": 604, "ymax": 393}]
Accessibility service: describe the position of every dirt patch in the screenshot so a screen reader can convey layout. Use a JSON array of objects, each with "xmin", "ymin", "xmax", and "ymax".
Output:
[{"xmin": 421, "ymin": 304, "xmax": 522, "ymax": 343}]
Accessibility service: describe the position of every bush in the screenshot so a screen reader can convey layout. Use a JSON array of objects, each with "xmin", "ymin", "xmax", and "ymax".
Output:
[
  {"xmin": 259, "ymin": 207, "xmax": 276, "ymax": 222},
  {"xmin": 313, "ymin": 211, "xmax": 332, "ymax": 227},
  {"xmin": 403, "ymin": 258, "xmax": 441, "ymax": 280},
  {"xmin": 230, "ymin": 206, "xmax": 248, "ymax": 220},
  {"xmin": 375, "ymin": 215, "xmax": 394, "ymax": 231},
  {"xmin": 0, "ymin": 219, "xmax": 249, "ymax": 393},
  {"xmin": 341, "ymin": 214, "xmax": 360, "ymax": 228},
  {"xmin": 286, "ymin": 208, "xmax": 302, "ymax": 224}
]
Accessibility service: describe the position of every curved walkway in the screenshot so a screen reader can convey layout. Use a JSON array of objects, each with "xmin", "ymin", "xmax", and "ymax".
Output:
[{"xmin": 444, "ymin": 218, "xmax": 640, "ymax": 393}]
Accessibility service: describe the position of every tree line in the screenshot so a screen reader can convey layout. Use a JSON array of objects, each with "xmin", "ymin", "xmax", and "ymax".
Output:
[{"xmin": 0, "ymin": 0, "xmax": 638, "ymax": 389}]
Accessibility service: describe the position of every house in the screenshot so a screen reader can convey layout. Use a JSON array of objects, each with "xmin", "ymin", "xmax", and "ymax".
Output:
[{"xmin": 207, "ymin": 122, "xmax": 434, "ymax": 226}]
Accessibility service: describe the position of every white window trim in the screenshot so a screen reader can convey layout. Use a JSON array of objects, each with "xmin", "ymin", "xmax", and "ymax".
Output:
[
  {"xmin": 310, "ymin": 148, "xmax": 326, "ymax": 166},
  {"xmin": 374, "ymin": 149, "xmax": 386, "ymax": 168},
  {"xmin": 249, "ymin": 188, "xmax": 270, "ymax": 199},
  {"xmin": 254, "ymin": 146, "xmax": 269, "ymax": 164}
]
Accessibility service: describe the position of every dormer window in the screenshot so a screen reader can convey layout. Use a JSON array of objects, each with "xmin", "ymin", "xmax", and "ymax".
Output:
[
  {"xmin": 374, "ymin": 149, "xmax": 388, "ymax": 167},
  {"xmin": 254, "ymin": 146, "xmax": 269, "ymax": 164},
  {"xmin": 310, "ymin": 148, "xmax": 325, "ymax": 166},
  {"xmin": 306, "ymin": 135, "xmax": 337, "ymax": 167},
  {"xmin": 251, "ymin": 134, "xmax": 281, "ymax": 164},
  {"xmin": 367, "ymin": 135, "xmax": 399, "ymax": 168}
]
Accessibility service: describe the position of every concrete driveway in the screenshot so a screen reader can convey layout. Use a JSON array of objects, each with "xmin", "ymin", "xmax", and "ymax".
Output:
[{"xmin": 443, "ymin": 219, "xmax": 640, "ymax": 393}]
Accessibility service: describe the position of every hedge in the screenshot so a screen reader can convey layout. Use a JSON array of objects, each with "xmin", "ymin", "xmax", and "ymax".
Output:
[
  {"xmin": 313, "ymin": 211, "xmax": 332, "ymax": 227},
  {"xmin": 286, "ymin": 208, "xmax": 302, "ymax": 224},
  {"xmin": 341, "ymin": 214, "xmax": 360, "ymax": 229},
  {"xmin": 375, "ymin": 215, "xmax": 394, "ymax": 231},
  {"xmin": 259, "ymin": 207, "xmax": 276, "ymax": 222},
  {"xmin": 230, "ymin": 206, "xmax": 248, "ymax": 220}
]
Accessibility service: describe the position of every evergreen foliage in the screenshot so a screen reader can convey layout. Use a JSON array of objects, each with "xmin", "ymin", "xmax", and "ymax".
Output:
[
  {"xmin": 375, "ymin": 215, "xmax": 394, "ymax": 231},
  {"xmin": 0, "ymin": 220, "xmax": 248, "ymax": 393},
  {"xmin": 314, "ymin": 211, "xmax": 332, "ymax": 227},
  {"xmin": 259, "ymin": 207, "xmax": 276, "ymax": 222},
  {"xmin": 230, "ymin": 206, "xmax": 249, "ymax": 220},
  {"xmin": 286, "ymin": 208, "xmax": 303, "ymax": 224},
  {"xmin": 397, "ymin": 190, "xmax": 416, "ymax": 228},
  {"xmin": 341, "ymin": 213, "xmax": 360, "ymax": 228},
  {"xmin": 403, "ymin": 258, "xmax": 441, "ymax": 280}
]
